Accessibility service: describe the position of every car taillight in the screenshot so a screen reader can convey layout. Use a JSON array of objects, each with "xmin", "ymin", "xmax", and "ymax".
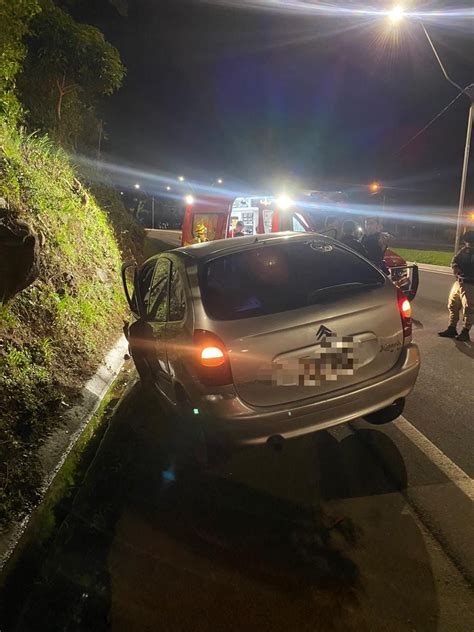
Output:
[
  {"xmin": 397, "ymin": 290, "xmax": 412, "ymax": 343},
  {"xmin": 194, "ymin": 329, "xmax": 233, "ymax": 386},
  {"xmin": 201, "ymin": 346, "xmax": 225, "ymax": 367}
]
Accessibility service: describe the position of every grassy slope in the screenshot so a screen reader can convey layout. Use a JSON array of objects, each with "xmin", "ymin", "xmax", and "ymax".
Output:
[
  {"xmin": 0, "ymin": 122, "xmax": 129, "ymax": 527},
  {"xmin": 394, "ymin": 248, "xmax": 453, "ymax": 267}
]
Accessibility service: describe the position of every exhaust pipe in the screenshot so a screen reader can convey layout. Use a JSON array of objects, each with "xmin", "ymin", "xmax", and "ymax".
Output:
[{"xmin": 266, "ymin": 434, "xmax": 285, "ymax": 451}]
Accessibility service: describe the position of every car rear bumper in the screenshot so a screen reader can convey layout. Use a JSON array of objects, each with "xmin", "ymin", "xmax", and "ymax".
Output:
[{"xmin": 199, "ymin": 343, "xmax": 420, "ymax": 445}]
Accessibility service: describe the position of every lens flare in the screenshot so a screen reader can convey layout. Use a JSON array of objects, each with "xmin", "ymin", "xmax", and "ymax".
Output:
[
  {"xmin": 200, "ymin": 1, "xmax": 473, "ymax": 23},
  {"xmin": 388, "ymin": 5, "xmax": 404, "ymax": 24},
  {"xmin": 72, "ymin": 154, "xmax": 463, "ymax": 229},
  {"xmin": 276, "ymin": 194, "xmax": 293, "ymax": 210}
]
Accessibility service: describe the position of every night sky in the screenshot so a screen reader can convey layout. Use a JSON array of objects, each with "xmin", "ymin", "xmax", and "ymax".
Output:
[{"xmin": 76, "ymin": 0, "xmax": 473, "ymax": 204}]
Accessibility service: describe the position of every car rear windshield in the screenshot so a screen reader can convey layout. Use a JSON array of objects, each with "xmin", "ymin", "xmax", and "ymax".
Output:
[{"xmin": 199, "ymin": 239, "xmax": 385, "ymax": 321}]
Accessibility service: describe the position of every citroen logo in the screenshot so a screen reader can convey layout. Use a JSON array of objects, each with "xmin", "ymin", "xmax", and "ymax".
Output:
[{"xmin": 316, "ymin": 325, "xmax": 333, "ymax": 340}]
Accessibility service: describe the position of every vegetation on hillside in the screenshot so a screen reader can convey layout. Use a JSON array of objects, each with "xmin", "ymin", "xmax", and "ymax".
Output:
[
  {"xmin": 0, "ymin": 0, "xmax": 40, "ymax": 120},
  {"xmin": 0, "ymin": 124, "xmax": 129, "ymax": 526},
  {"xmin": 19, "ymin": 0, "xmax": 125, "ymax": 150},
  {"xmin": 0, "ymin": 0, "xmax": 143, "ymax": 529}
]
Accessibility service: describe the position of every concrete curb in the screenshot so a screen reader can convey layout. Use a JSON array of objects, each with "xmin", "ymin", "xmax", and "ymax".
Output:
[
  {"xmin": 0, "ymin": 335, "xmax": 129, "ymax": 572},
  {"xmin": 408, "ymin": 262, "xmax": 452, "ymax": 275}
]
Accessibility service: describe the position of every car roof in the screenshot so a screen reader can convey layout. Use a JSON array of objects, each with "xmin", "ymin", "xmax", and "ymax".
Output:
[{"xmin": 172, "ymin": 231, "xmax": 330, "ymax": 261}]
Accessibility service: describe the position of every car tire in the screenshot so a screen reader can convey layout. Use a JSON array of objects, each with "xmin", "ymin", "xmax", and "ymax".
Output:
[{"xmin": 363, "ymin": 398, "xmax": 405, "ymax": 425}]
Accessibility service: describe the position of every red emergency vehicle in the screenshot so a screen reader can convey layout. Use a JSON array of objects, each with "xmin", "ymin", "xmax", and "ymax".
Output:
[{"xmin": 181, "ymin": 193, "xmax": 418, "ymax": 300}]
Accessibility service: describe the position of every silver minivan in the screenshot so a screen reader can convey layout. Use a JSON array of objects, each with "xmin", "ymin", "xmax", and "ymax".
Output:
[{"xmin": 122, "ymin": 233, "xmax": 420, "ymax": 452}]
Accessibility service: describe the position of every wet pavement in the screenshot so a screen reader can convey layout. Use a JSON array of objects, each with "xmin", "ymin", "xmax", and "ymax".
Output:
[{"xmin": 3, "ymin": 380, "xmax": 473, "ymax": 632}]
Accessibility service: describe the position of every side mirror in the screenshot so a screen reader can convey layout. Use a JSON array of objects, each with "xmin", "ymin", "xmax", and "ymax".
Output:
[{"xmin": 121, "ymin": 262, "xmax": 144, "ymax": 317}]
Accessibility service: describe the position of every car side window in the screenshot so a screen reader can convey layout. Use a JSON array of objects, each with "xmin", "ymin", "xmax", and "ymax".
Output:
[
  {"xmin": 147, "ymin": 258, "xmax": 170, "ymax": 321},
  {"xmin": 292, "ymin": 215, "xmax": 306, "ymax": 232},
  {"xmin": 169, "ymin": 265, "xmax": 186, "ymax": 322},
  {"xmin": 132, "ymin": 261, "xmax": 155, "ymax": 313}
]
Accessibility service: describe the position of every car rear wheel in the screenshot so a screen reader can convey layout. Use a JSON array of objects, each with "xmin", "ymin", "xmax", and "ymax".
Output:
[{"xmin": 363, "ymin": 398, "xmax": 405, "ymax": 425}]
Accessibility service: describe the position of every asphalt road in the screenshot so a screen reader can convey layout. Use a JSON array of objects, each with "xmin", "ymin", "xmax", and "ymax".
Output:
[
  {"xmin": 3, "ymin": 242, "xmax": 473, "ymax": 631},
  {"xmin": 143, "ymin": 228, "xmax": 181, "ymax": 258},
  {"xmin": 403, "ymin": 269, "xmax": 474, "ymax": 478},
  {"xmin": 5, "ymin": 380, "xmax": 474, "ymax": 632}
]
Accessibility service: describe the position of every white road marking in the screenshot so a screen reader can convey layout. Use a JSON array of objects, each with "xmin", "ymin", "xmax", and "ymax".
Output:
[{"xmin": 395, "ymin": 415, "xmax": 474, "ymax": 502}]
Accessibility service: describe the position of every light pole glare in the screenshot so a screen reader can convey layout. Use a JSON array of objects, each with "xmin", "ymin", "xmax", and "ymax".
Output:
[
  {"xmin": 370, "ymin": 182, "xmax": 380, "ymax": 193},
  {"xmin": 166, "ymin": 186, "xmax": 171, "ymax": 191},
  {"xmin": 388, "ymin": 5, "xmax": 404, "ymax": 24},
  {"xmin": 185, "ymin": 194, "xmax": 194, "ymax": 205},
  {"xmin": 134, "ymin": 183, "xmax": 140, "ymax": 189},
  {"xmin": 276, "ymin": 194, "xmax": 293, "ymax": 210},
  {"xmin": 178, "ymin": 175, "xmax": 185, "ymax": 182},
  {"xmin": 217, "ymin": 178, "xmax": 223, "ymax": 184}
]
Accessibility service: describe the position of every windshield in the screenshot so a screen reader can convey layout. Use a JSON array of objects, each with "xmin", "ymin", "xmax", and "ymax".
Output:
[{"xmin": 199, "ymin": 240, "xmax": 384, "ymax": 320}]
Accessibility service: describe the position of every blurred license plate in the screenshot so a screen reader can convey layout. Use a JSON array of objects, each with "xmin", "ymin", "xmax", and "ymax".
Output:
[{"xmin": 273, "ymin": 336, "xmax": 358, "ymax": 386}]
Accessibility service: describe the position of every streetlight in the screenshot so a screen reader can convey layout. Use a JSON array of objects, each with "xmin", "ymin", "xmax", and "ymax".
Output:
[
  {"xmin": 369, "ymin": 182, "xmax": 380, "ymax": 193},
  {"xmin": 389, "ymin": 7, "xmax": 474, "ymax": 253},
  {"xmin": 178, "ymin": 175, "xmax": 185, "ymax": 182},
  {"xmin": 369, "ymin": 182, "xmax": 386, "ymax": 208},
  {"xmin": 217, "ymin": 178, "xmax": 223, "ymax": 184},
  {"xmin": 388, "ymin": 5, "xmax": 404, "ymax": 24},
  {"xmin": 276, "ymin": 194, "xmax": 293, "ymax": 210},
  {"xmin": 133, "ymin": 183, "xmax": 158, "ymax": 229},
  {"xmin": 185, "ymin": 194, "xmax": 194, "ymax": 205},
  {"xmin": 166, "ymin": 186, "xmax": 171, "ymax": 191}
]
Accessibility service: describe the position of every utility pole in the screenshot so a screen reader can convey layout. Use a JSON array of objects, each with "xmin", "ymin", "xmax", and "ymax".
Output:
[
  {"xmin": 455, "ymin": 102, "xmax": 473, "ymax": 253},
  {"xmin": 97, "ymin": 119, "xmax": 103, "ymax": 160},
  {"xmin": 151, "ymin": 195, "xmax": 155, "ymax": 230},
  {"xmin": 420, "ymin": 23, "xmax": 473, "ymax": 254}
]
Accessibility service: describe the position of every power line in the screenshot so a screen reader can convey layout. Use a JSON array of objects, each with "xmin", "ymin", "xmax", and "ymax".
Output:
[{"xmin": 394, "ymin": 84, "xmax": 472, "ymax": 156}]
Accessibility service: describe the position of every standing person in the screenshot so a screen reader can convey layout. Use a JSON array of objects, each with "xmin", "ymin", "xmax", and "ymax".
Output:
[
  {"xmin": 191, "ymin": 222, "xmax": 208, "ymax": 244},
  {"xmin": 362, "ymin": 217, "xmax": 388, "ymax": 272},
  {"xmin": 339, "ymin": 220, "xmax": 368, "ymax": 257},
  {"xmin": 233, "ymin": 220, "xmax": 246, "ymax": 237},
  {"xmin": 438, "ymin": 231, "xmax": 474, "ymax": 342}
]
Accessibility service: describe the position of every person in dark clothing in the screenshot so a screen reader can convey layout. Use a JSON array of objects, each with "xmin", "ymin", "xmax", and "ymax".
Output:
[
  {"xmin": 339, "ymin": 220, "xmax": 368, "ymax": 257},
  {"xmin": 233, "ymin": 220, "xmax": 245, "ymax": 237},
  {"xmin": 438, "ymin": 231, "xmax": 474, "ymax": 342},
  {"xmin": 362, "ymin": 217, "xmax": 388, "ymax": 272}
]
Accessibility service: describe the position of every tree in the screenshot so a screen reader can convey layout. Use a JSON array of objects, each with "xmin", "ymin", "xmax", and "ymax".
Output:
[
  {"xmin": 0, "ymin": 0, "xmax": 40, "ymax": 119},
  {"xmin": 19, "ymin": 0, "xmax": 125, "ymax": 148}
]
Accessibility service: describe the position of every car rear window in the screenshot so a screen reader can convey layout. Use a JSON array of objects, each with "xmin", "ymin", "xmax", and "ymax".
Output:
[{"xmin": 199, "ymin": 239, "xmax": 385, "ymax": 321}]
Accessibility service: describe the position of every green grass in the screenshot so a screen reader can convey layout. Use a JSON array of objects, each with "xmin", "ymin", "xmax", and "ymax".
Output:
[
  {"xmin": 0, "ymin": 120, "xmax": 141, "ymax": 529},
  {"xmin": 394, "ymin": 248, "xmax": 453, "ymax": 267}
]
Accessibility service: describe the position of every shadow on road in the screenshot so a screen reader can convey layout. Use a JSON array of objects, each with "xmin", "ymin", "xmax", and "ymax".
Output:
[
  {"xmin": 6, "ymin": 382, "xmax": 440, "ymax": 632},
  {"xmin": 412, "ymin": 318, "xmax": 424, "ymax": 330},
  {"xmin": 454, "ymin": 340, "xmax": 474, "ymax": 359}
]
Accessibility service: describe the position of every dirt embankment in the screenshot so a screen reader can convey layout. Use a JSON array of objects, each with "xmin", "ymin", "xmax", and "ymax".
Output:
[{"xmin": 0, "ymin": 122, "xmax": 143, "ymax": 529}]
